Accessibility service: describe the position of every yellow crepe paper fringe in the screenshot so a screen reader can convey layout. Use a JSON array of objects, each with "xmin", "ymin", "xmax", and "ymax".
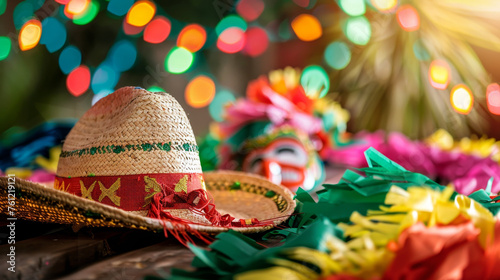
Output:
[
  {"xmin": 341, "ymin": 186, "xmax": 496, "ymax": 251},
  {"xmin": 427, "ymin": 129, "xmax": 500, "ymax": 163}
]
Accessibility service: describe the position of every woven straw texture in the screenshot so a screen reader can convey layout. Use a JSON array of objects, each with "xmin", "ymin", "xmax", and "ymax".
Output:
[
  {"xmin": 0, "ymin": 171, "xmax": 295, "ymax": 233},
  {"xmin": 57, "ymin": 87, "xmax": 202, "ymax": 178}
]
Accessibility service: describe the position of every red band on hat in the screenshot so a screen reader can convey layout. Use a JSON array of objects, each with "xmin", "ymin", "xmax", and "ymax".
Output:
[{"xmin": 54, "ymin": 173, "xmax": 204, "ymax": 211}]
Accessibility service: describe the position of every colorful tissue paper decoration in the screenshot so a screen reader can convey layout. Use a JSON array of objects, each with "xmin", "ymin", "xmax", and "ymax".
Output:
[
  {"xmin": 329, "ymin": 129, "xmax": 500, "ymax": 196},
  {"xmin": 199, "ymin": 67, "xmax": 351, "ymax": 192},
  {"xmin": 171, "ymin": 148, "xmax": 500, "ymax": 280},
  {"xmin": 0, "ymin": 121, "xmax": 75, "ymax": 184},
  {"xmin": 426, "ymin": 129, "xmax": 500, "ymax": 165}
]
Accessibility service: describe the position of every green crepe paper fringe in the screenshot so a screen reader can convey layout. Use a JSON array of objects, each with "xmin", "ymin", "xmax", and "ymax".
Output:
[
  {"xmin": 167, "ymin": 218, "xmax": 341, "ymax": 280},
  {"xmin": 165, "ymin": 148, "xmax": 500, "ymax": 280},
  {"xmin": 283, "ymin": 148, "xmax": 448, "ymax": 237}
]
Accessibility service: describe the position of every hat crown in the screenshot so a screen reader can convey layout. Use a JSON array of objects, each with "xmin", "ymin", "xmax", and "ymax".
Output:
[{"xmin": 57, "ymin": 87, "xmax": 202, "ymax": 177}]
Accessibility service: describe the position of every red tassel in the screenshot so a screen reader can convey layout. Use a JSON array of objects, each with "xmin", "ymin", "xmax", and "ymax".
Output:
[
  {"xmin": 147, "ymin": 185, "xmax": 274, "ymax": 246},
  {"xmin": 147, "ymin": 187, "xmax": 214, "ymax": 245}
]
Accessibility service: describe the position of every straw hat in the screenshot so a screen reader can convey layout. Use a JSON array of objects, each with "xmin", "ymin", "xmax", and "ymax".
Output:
[{"xmin": 0, "ymin": 87, "xmax": 295, "ymax": 234}]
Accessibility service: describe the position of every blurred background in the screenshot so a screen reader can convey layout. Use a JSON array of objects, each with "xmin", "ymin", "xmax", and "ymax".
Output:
[{"xmin": 2, "ymin": 0, "xmax": 500, "ymax": 140}]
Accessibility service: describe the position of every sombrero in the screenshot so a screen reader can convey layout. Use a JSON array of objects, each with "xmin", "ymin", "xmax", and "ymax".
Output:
[{"xmin": 0, "ymin": 87, "xmax": 295, "ymax": 235}]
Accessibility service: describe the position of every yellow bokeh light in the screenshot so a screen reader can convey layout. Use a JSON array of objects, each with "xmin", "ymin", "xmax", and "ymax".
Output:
[
  {"xmin": 65, "ymin": 0, "xmax": 90, "ymax": 16},
  {"xmin": 126, "ymin": 1, "xmax": 156, "ymax": 27},
  {"xmin": 291, "ymin": 14, "xmax": 322, "ymax": 42},
  {"xmin": 185, "ymin": 76, "xmax": 216, "ymax": 108},
  {"xmin": 450, "ymin": 84, "xmax": 473, "ymax": 114},
  {"xmin": 19, "ymin": 19, "xmax": 42, "ymax": 51},
  {"xmin": 371, "ymin": 0, "xmax": 398, "ymax": 13},
  {"xmin": 429, "ymin": 60, "xmax": 450, "ymax": 90}
]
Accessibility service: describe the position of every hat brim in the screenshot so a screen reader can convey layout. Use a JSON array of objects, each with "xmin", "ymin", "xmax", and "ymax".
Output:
[{"xmin": 0, "ymin": 171, "xmax": 295, "ymax": 234}]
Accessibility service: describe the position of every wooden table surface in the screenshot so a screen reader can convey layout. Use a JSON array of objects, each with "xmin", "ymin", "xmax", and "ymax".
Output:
[{"xmin": 0, "ymin": 167, "xmax": 346, "ymax": 280}]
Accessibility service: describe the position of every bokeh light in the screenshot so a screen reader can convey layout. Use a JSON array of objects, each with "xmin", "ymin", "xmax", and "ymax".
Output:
[
  {"xmin": 487, "ymin": 83, "xmax": 500, "ymax": 115},
  {"xmin": 40, "ymin": 17, "xmax": 67, "ymax": 53},
  {"xmin": 147, "ymin": 86, "xmax": 165, "ymax": 92},
  {"xmin": 165, "ymin": 47, "xmax": 194, "ymax": 74},
  {"xmin": 217, "ymin": 27, "xmax": 246, "ymax": 54},
  {"xmin": 278, "ymin": 20, "xmax": 292, "ymax": 41},
  {"xmin": 293, "ymin": 0, "xmax": 316, "ymax": 9},
  {"xmin": 324, "ymin": 41, "xmax": 351, "ymax": 70},
  {"xmin": 413, "ymin": 40, "xmax": 430, "ymax": 61},
  {"xmin": 216, "ymin": 15, "xmax": 247, "ymax": 35},
  {"xmin": 65, "ymin": 0, "xmax": 91, "ymax": 18},
  {"xmin": 144, "ymin": 16, "xmax": 171, "ymax": 44},
  {"xmin": 19, "ymin": 19, "xmax": 42, "ymax": 51},
  {"xmin": 209, "ymin": 90, "xmax": 236, "ymax": 121},
  {"xmin": 344, "ymin": 16, "xmax": 371, "ymax": 45},
  {"xmin": 0, "ymin": 0, "xmax": 6, "ymax": 16},
  {"xmin": 185, "ymin": 76, "xmax": 216, "ymax": 108},
  {"xmin": 55, "ymin": 0, "xmax": 70, "ymax": 4},
  {"xmin": 92, "ymin": 89, "xmax": 114, "ymax": 106},
  {"xmin": 300, "ymin": 65, "xmax": 330, "ymax": 99},
  {"xmin": 0, "ymin": 36, "xmax": 11, "ymax": 61},
  {"xmin": 13, "ymin": 2, "xmax": 34, "ymax": 30},
  {"xmin": 243, "ymin": 27, "xmax": 269, "ymax": 57},
  {"xmin": 291, "ymin": 14, "xmax": 322, "ymax": 42},
  {"xmin": 59, "ymin": 45, "xmax": 81, "ymax": 74},
  {"xmin": 450, "ymin": 84, "xmax": 473, "ymax": 115},
  {"xmin": 396, "ymin": 5, "xmax": 420, "ymax": 32},
  {"xmin": 27, "ymin": 0, "xmax": 44, "ymax": 10},
  {"xmin": 371, "ymin": 0, "xmax": 398, "ymax": 13},
  {"xmin": 67, "ymin": 65, "xmax": 91, "ymax": 97},
  {"xmin": 339, "ymin": 0, "xmax": 366, "ymax": 16},
  {"xmin": 91, "ymin": 64, "xmax": 119, "ymax": 93},
  {"xmin": 110, "ymin": 40, "xmax": 137, "ymax": 72},
  {"xmin": 429, "ymin": 60, "xmax": 451, "ymax": 90},
  {"xmin": 236, "ymin": 0, "xmax": 264, "ymax": 22},
  {"xmin": 126, "ymin": 0, "xmax": 156, "ymax": 27},
  {"xmin": 177, "ymin": 24, "xmax": 207, "ymax": 53},
  {"xmin": 107, "ymin": 0, "xmax": 134, "ymax": 16},
  {"xmin": 73, "ymin": 0, "xmax": 99, "ymax": 25},
  {"xmin": 123, "ymin": 19, "xmax": 144, "ymax": 35}
]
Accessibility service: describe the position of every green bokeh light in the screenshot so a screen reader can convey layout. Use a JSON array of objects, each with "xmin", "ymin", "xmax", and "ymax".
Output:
[
  {"xmin": 324, "ymin": 41, "xmax": 351, "ymax": 70},
  {"xmin": 0, "ymin": 0, "xmax": 6, "ymax": 16},
  {"xmin": 413, "ymin": 40, "xmax": 431, "ymax": 61},
  {"xmin": 73, "ymin": 0, "xmax": 100, "ymax": 25},
  {"xmin": 209, "ymin": 90, "xmax": 236, "ymax": 121},
  {"xmin": 339, "ymin": 0, "xmax": 365, "ymax": 16},
  {"xmin": 278, "ymin": 20, "xmax": 292, "ymax": 41},
  {"xmin": 147, "ymin": 86, "xmax": 166, "ymax": 92},
  {"xmin": 215, "ymin": 15, "xmax": 247, "ymax": 35},
  {"xmin": 344, "ymin": 16, "xmax": 371, "ymax": 46},
  {"xmin": 165, "ymin": 47, "xmax": 194, "ymax": 74},
  {"xmin": 300, "ymin": 65, "xmax": 330, "ymax": 99},
  {"xmin": 0, "ymin": 37, "xmax": 11, "ymax": 61}
]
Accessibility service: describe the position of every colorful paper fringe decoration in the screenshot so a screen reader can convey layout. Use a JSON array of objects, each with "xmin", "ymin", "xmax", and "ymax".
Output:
[
  {"xmin": 330, "ymin": 130, "xmax": 500, "ymax": 195},
  {"xmin": 0, "ymin": 121, "xmax": 74, "ymax": 183},
  {"xmin": 168, "ymin": 148, "xmax": 500, "ymax": 280}
]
